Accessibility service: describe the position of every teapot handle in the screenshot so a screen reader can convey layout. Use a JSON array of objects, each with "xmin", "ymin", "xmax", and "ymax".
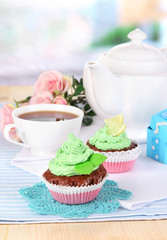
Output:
[
  {"xmin": 83, "ymin": 62, "xmax": 112, "ymax": 119},
  {"xmin": 4, "ymin": 124, "xmax": 29, "ymax": 148}
]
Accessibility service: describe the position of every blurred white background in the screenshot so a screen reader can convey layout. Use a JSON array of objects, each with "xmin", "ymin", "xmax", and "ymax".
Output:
[{"xmin": 0, "ymin": 0, "xmax": 167, "ymax": 85}]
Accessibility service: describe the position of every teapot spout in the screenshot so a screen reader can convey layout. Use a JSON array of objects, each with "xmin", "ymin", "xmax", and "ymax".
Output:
[{"xmin": 83, "ymin": 61, "xmax": 119, "ymax": 119}]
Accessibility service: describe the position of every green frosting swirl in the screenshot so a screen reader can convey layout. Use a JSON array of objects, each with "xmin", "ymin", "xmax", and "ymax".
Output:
[
  {"xmin": 49, "ymin": 134, "xmax": 94, "ymax": 176},
  {"xmin": 89, "ymin": 125, "xmax": 131, "ymax": 150}
]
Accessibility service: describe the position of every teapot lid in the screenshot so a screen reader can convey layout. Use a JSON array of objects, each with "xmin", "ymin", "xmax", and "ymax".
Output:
[{"xmin": 100, "ymin": 28, "xmax": 167, "ymax": 75}]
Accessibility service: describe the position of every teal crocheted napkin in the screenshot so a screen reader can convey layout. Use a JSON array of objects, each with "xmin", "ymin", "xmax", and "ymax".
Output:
[{"xmin": 19, "ymin": 180, "xmax": 132, "ymax": 218}]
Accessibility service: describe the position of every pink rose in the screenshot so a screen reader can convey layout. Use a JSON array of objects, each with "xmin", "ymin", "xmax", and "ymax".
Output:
[
  {"xmin": 9, "ymin": 128, "xmax": 21, "ymax": 142},
  {"xmin": 0, "ymin": 104, "xmax": 15, "ymax": 131},
  {"xmin": 34, "ymin": 71, "xmax": 71, "ymax": 94},
  {"xmin": 29, "ymin": 91, "xmax": 54, "ymax": 105},
  {"xmin": 53, "ymin": 96, "xmax": 68, "ymax": 105}
]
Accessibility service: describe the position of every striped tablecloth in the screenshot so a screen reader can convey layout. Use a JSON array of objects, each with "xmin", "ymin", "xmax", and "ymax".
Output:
[{"xmin": 1, "ymin": 130, "xmax": 167, "ymax": 224}]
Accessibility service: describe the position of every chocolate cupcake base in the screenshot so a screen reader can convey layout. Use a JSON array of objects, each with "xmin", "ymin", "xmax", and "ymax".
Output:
[{"xmin": 43, "ymin": 164, "xmax": 107, "ymax": 187}]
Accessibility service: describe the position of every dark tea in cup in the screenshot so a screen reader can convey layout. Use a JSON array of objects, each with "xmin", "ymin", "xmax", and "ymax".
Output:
[{"xmin": 18, "ymin": 111, "xmax": 78, "ymax": 122}]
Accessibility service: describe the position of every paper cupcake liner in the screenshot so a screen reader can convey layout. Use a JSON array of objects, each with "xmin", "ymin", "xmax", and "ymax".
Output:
[
  {"xmin": 103, "ymin": 159, "xmax": 136, "ymax": 173},
  {"xmin": 93, "ymin": 141, "xmax": 141, "ymax": 173},
  {"xmin": 42, "ymin": 174, "xmax": 108, "ymax": 204}
]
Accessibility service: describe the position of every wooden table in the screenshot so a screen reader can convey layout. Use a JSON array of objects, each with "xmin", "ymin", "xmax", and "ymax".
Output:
[{"xmin": 0, "ymin": 86, "xmax": 167, "ymax": 240}]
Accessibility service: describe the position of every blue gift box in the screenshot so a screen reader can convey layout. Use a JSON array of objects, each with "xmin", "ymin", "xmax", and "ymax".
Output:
[{"xmin": 147, "ymin": 109, "xmax": 167, "ymax": 164}]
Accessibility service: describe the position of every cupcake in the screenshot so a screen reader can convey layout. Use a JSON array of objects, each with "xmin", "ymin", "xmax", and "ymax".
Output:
[
  {"xmin": 87, "ymin": 114, "xmax": 141, "ymax": 173},
  {"xmin": 42, "ymin": 134, "xmax": 107, "ymax": 204}
]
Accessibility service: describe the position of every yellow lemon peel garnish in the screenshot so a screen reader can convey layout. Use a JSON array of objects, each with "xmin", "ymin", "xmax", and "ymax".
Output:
[{"xmin": 104, "ymin": 114, "xmax": 126, "ymax": 137}]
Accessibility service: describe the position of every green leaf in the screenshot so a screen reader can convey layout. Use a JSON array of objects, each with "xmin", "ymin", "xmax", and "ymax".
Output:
[
  {"xmin": 89, "ymin": 153, "xmax": 107, "ymax": 167},
  {"xmin": 66, "ymin": 95, "xmax": 73, "ymax": 104},
  {"xmin": 75, "ymin": 161, "xmax": 94, "ymax": 175},
  {"xmin": 72, "ymin": 76, "xmax": 80, "ymax": 89},
  {"xmin": 84, "ymin": 104, "xmax": 96, "ymax": 116},
  {"xmin": 72, "ymin": 76, "xmax": 76, "ymax": 89},
  {"xmin": 83, "ymin": 116, "xmax": 93, "ymax": 126},
  {"xmin": 84, "ymin": 103, "xmax": 91, "ymax": 111},
  {"xmin": 74, "ymin": 153, "xmax": 107, "ymax": 175},
  {"xmin": 14, "ymin": 99, "xmax": 19, "ymax": 108},
  {"xmin": 21, "ymin": 96, "xmax": 31, "ymax": 103},
  {"xmin": 73, "ymin": 85, "xmax": 84, "ymax": 96},
  {"xmin": 87, "ymin": 110, "xmax": 96, "ymax": 117},
  {"xmin": 14, "ymin": 96, "xmax": 31, "ymax": 107},
  {"xmin": 80, "ymin": 78, "xmax": 83, "ymax": 85}
]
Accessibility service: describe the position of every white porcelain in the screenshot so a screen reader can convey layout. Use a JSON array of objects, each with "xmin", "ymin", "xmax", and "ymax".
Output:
[
  {"xmin": 4, "ymin": 104, "xmax": 84, "ymax": 157},
  {"xmin": 83, "ymin": 28, "xmax": 167, "ymax": 142}
]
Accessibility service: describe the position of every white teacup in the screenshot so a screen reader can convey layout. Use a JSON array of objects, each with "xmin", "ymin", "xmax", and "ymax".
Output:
[{"xmin": 4, "ymin": 104, "xmax": 84, "ymax": 157}]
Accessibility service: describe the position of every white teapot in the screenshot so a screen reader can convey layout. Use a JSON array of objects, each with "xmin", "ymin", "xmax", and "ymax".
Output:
[{"xmin": 83, "ymin": 28, "xmax": 167, "ymax": 142}]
